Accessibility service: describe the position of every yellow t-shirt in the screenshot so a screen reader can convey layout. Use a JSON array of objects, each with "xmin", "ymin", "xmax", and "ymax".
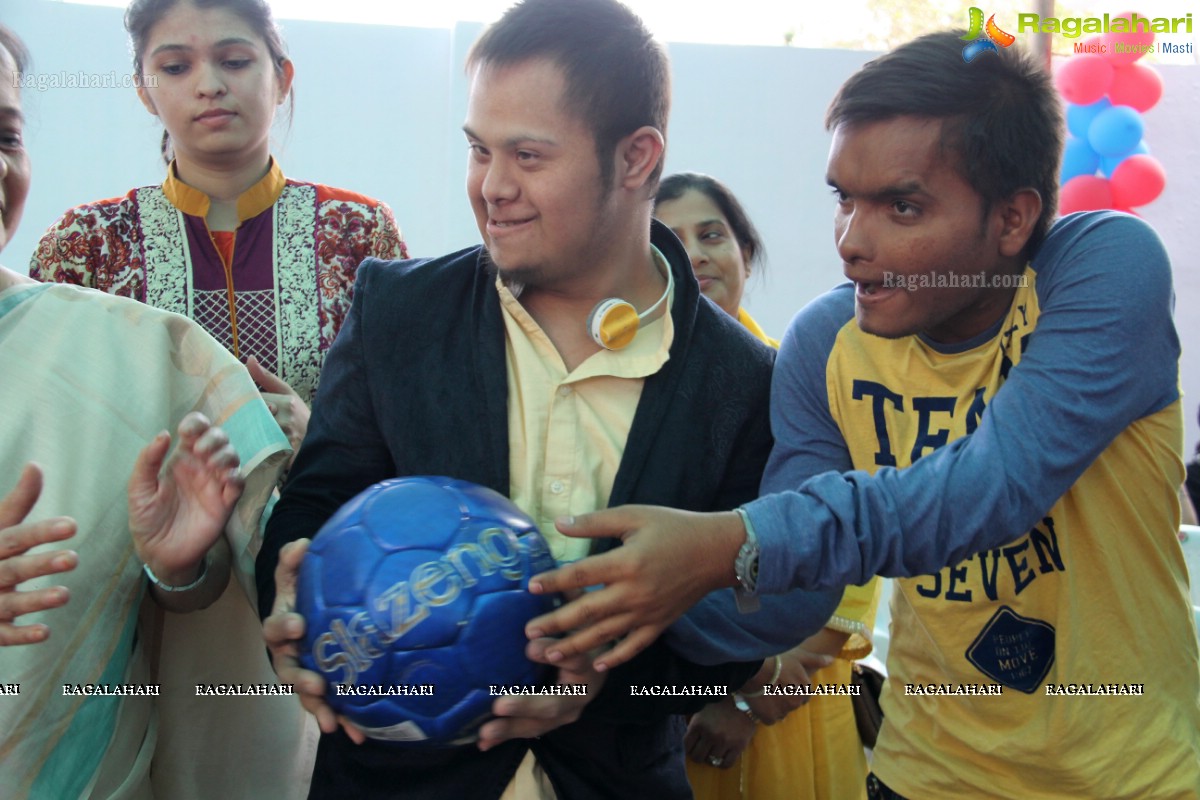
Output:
[
  {"xmin": 751, "ymin": 213, "xmax": 1200, "ymax": 798},
  {"xmin": 831, "ymin": 267, "xmax": 1199, "ymax": 798}
]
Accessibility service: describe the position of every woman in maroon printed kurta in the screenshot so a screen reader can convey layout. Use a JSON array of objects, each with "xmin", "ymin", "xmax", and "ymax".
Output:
[
  {"xmin": 30, "ymin": 0, "xmax": 406, "ymax": 445},
  {"xmin": 32, "ymin": 163, "xmax": 405, "ymax": 406}
]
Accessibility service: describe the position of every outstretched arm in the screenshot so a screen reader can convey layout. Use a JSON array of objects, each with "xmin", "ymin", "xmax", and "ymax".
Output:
[
  {"xmin": 527, "ymin": 213, "xmax": 1180, "ymax": 668},
  {"xmin": 526, "ymin": 507, "xmax": 747, "ymax": 671},
  {"xmin": 0, "ymin": 465, "xmax": 77, "ymax": 646},
  {"xmin": 128, "ymin": 412, "xmax": 243, "ymax": 612}
]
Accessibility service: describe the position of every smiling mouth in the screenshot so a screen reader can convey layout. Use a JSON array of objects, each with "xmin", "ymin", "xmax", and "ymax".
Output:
[{"xmin": 488, "ymin": 217, "xmax": 536, "ymax": 236}]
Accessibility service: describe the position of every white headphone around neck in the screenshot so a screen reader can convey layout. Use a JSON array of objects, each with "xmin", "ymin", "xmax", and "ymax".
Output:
[{"xmin": 585, "ymin": 260, "xmax": 674, "ymax": 350}]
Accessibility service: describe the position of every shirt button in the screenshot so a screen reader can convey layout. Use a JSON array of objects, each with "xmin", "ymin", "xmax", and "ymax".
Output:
[
  {"xmin": 558, "ymin": 386, "xmax": 573, "ymax": 397},
  {"xmin": 550, "ymin": 480, "xmax": 565, "ymax": 494}
]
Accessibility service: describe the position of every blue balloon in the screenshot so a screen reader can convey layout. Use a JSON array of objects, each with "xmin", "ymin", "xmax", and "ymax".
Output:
[
  {"xmin": 1087, "ymin": 106, "xmax": 1145, "ymax": 158},
  {"xmin": 1061, "ymin": 135, "xmax": 1101, "ymax": 182},
  {"xmin": 1098, "ymin": 140, "xmax": 1150, "ymax": 177},
  {"xmin": 1067, "ymin": 98, "xmax": 1112, "ymax": 140}
]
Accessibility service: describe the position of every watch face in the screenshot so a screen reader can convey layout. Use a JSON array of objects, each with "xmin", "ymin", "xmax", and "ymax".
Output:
[{"xmin": 735, "ymin": 541, "xmax": 759, "ymax": 591}]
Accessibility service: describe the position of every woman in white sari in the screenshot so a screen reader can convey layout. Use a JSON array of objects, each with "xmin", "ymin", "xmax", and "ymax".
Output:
[{"xmin": 0, "ymin": 25, "xmax": 313, "ymax": 799}]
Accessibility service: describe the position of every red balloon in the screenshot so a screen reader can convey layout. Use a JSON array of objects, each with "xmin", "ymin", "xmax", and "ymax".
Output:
[
  {"xmin": 1102, "ymin": 10, "xmax": 1156, "ymax": 66},
  {"xmin": 1060, "ymin": 175, "xmax": 1114, "ymax": 214},
  {"xmin": 1055, "ymin": 55, "xmax": 1114, "ymax": 105},
  {"xmin": 1108, "ymin": 63, "xmax": 1164, "ymax": 111},
  {"xmin": 1110, "ymin": 154, "xmax": 1166, "ymax": 208}
]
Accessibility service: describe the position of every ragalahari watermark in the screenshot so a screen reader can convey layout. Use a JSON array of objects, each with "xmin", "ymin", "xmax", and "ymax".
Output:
[
  {"xmin": 883, "ymin": 271, "xmax": 1030, "ymax": 292},
  {"xmin": 12, "ymin": 71, "xmax": 157, "ymax": 92}
]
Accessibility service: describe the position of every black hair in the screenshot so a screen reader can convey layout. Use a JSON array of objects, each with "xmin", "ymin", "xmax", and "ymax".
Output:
[
  {"xmin": 125, "ymin": 0, "xmax": 292, "ymax": 165},
  {"xmin": 655, "ymin": 172, "xmax": 765, "ymax": 268},
  {"xmin": 0, "ymin": 24, "xmax": 31, "ymax": 75},
  {"xmin": 467, "ymin": 0, "xmax": 670, "ymax": 189},
  {"xmin": 826, "ymin": 30, "xmax": 1062, "ymax": 256}
]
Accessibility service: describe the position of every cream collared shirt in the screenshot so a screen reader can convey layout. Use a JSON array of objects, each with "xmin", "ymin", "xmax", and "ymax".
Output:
[
  {"xmin": 499, "ymin": 257, "xmax": 674, "ymax": 565},
  {"xmin": 497, "ymin": 249, "xmax": 674, "ymax": 799}
]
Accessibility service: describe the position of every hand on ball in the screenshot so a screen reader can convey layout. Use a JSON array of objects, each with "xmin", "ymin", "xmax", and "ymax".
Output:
[{"xmin": 263, "ymin": 538, "xmax": 367, "ymax": 744}]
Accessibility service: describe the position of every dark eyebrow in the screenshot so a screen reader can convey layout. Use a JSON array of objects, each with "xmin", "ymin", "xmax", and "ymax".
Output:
[
  {"xmin": 826, "ymin": 178, "xmax": 929, "ymax": 201},
  {"xmin": 0, "ymin": 107, "xmax": 24, "ymax": 124},
  {"xmin": 461, "ymin": 125, "xmax": 556, "ymax": 149},
  {"xmin": 150, "ymin": 43, "xmax": 190, "ymax": 58},
  {"xmin": 149, "ymin": 37, "xmax": 257, "ymax": 58}
]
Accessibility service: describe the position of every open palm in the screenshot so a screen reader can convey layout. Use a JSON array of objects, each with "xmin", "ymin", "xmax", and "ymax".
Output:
[{"xmin": 128, "ymin": 413, "xmax": 244, "ymax": 585}]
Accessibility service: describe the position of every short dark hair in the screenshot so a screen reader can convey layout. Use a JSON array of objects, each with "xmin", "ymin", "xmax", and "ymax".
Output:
[
  {"xmin": 466, "ymin": 0, "xmax": 670, "ymax": 189},
  {"xmin": 0, "ymin": 24, "xmax": 30, "ymax": 75},
  {"xmin": 655, "ymin": 172, "xmax": 765, "ymax": 268},
  {"xmin": 826, "ymin": 30, "xmax": 1062, "ymax": 256},
  {"xmin": 125, "ymin": 0, "xmax": 292, "ymax": 165}
]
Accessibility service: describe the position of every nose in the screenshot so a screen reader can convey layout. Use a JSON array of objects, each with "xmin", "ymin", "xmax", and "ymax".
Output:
[
  {"xmin": 834, "ymin": 204, "xmax": 871, "ymax": 265},
  {"xmin": 680, "ymin": 234, "xmax": 706, "ymax": 271},
  {"xmin": 479, "ymin": 158, "xmax": 517, "ymax": 206},
  {"xmin": 194, "ymin": 60, "xmax": 227, "ymax": 98}
]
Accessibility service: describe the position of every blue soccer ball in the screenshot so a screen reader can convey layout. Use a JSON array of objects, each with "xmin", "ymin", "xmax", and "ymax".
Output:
[{"xmin": 296, "ymin": 476, "xmax": 560, "ymax": 747}]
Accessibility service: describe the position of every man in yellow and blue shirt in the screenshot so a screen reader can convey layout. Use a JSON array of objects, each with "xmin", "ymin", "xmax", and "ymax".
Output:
[{"xmin": 529, "ymin": 30, "xmax": 1200, "ymax": 799}]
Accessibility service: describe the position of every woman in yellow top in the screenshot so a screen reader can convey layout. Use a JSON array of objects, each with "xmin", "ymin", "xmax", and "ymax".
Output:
[{"xmin": 655, "ymin": 172, "xmax": 881, "ymax": 800}]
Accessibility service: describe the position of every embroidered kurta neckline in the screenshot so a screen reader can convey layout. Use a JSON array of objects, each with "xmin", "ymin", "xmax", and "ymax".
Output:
[{"xmin": 162, "ymin": 158, "xmax": 286, "ymax": 224}]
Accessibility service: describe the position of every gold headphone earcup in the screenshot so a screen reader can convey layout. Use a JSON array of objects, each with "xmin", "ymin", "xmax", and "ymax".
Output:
[{"xmin": 587, "ymin": 299, "xmax": 639, "ymax": 350}]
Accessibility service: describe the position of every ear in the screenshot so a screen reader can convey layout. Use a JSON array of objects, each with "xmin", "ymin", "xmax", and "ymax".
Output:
[
  {"xmin": 136, "ymin": 80, "xmax": 158, "ymax": 117},
  {"xmin": 741, "ymin": 246, "xmax": 753, "ymax": 277},
  {"xmin": 276, "ymin": 58, "xmax": 295, "ymax": 105},
  {"xmin": 995, "ymin": 188, "xmax": 1042, "ymax": 258},
  {"xmin": 615, "ymin": 126, "xmax": 665, "ymax": 192}
]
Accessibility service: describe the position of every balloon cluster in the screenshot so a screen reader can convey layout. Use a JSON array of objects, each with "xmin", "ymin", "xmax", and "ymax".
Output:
[{"xmin": 1055, "ymin": 15, "xmax": 1166, "ymax": 215}]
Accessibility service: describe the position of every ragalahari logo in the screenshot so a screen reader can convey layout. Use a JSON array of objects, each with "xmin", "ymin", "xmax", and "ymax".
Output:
[{"xmin": 961, "ymin": 7, "xmax": 1016, "ymax": 62}]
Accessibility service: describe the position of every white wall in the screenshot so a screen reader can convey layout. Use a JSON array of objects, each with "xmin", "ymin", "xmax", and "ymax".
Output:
[
  {"xmin": 1145, "ymin": 66, "xmax": 1200, "ymax": 457},
  {"xmin": 6, "ymin": 0, "xmax": 1198, "ymax": 452}
]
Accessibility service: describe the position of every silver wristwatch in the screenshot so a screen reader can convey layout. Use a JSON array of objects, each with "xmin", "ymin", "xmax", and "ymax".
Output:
[{"xmin": 733, "ymin": 508, "xmax": 760, "ymax": 612}]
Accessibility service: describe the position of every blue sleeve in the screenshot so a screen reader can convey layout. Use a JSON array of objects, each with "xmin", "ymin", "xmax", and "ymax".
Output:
[
  {"xmin": 662, "ymin": 588, "xmax": 841, "ymax": 665},
  {"xmin": 759, "ymin": 284, "xmax": 857, "ymax": 492},
  {"xmin": 747, "ymin": 212, "xmax": 1181, "ymax": 592},
  {"xmin": 660, "ymin": 294, "xmax": 849, "ymax": 664}
]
